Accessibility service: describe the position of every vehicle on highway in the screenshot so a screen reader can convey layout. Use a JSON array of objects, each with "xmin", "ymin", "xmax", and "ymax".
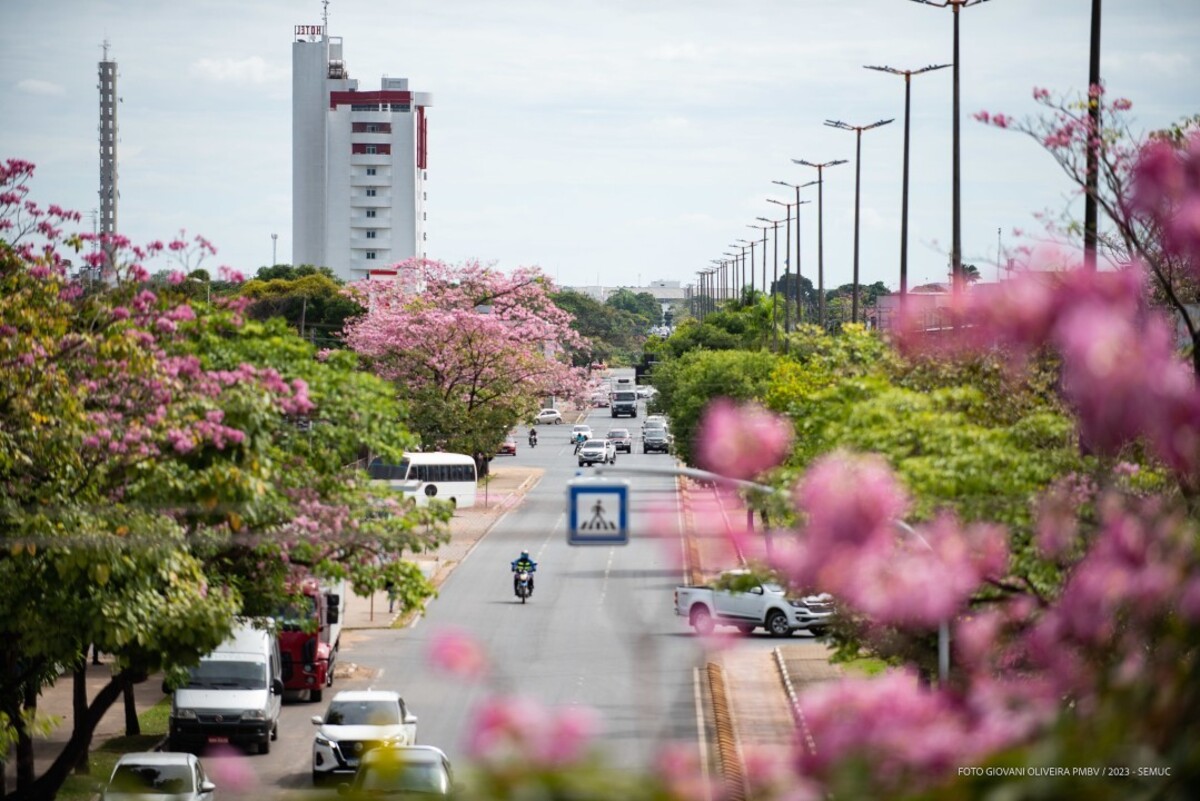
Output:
[
  {"xmin": 606, "ymin": 428, "xmax": 632, "ymax": 453},
  {"xmin": 534, "ymin": 408, "xmax": 563, "ymax": 424},
  {"xmin": 642, "ymin": 415, "xmax": 668, "ymax": 432},
  {"xmin": 166, "ymin": 620, "xmax": 283, "ymax": 754},
  {"xmin": 277, "ymin": 577, "xmax": 344, "ymax": 703},
  {"xmin": 102, "ymin": 752, "xmax": 215, "ymax": 801},
  {"xmin": 369, "ymin": 452, "xmax": 478, "ymax": 508},
  {"xmin": 571, "ymin": 424, "xmax": 594, "ymax": 443},
  {"xmin": 497, "ymin": 436, "xmax": 517, "ymax": 456},
  {"xmin": 674, "ymin": 570, "xmax": 833, "ymax": 637},
  {"xmin": 578, "ymin": 438, "xmax": 616, "ymax": 467},
  {"xmin": 311, "ymin": 689, "xmax": 419, "ymax": 784},
  {"xmin": 514, "ymin": 568, "xmax": 533, "ymax": 603},
  {"xmin": 338, "ymin": 745, "xmax": 457, "ymax": 797},
  {"xmin": 642, "ymin": 429, "xmax": 672, "ymax": 454},
  {"xmin": 611, "ymin": 390, "xmax": 638, "ymax": 418}
]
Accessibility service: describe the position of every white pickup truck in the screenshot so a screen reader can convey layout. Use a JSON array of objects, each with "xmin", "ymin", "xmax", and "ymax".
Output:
[{"xmin": 674, "ymin": 571, "xmax": 833, "ymax": 637}]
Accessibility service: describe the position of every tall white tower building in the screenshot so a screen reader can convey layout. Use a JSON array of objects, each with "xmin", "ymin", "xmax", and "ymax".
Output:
[{"xmin": 292, "ymin": 22, "xmax": 432, "ymax": 282}]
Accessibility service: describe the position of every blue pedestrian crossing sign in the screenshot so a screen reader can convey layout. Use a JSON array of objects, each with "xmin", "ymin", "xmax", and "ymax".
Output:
[{"xmin": 567, "ymin": 477, "xmax": 629, "ymax": 545}]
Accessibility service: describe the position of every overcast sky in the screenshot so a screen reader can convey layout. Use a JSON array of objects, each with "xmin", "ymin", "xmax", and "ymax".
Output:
[{"xmin": 2, "ymin": 0, "xmax": 1198, "ymax": 291}]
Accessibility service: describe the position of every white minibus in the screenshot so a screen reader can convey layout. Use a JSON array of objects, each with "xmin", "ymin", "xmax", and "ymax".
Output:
[{"xmin": 368, "ymin": 452, "xmax": 478, "ymax": 508}]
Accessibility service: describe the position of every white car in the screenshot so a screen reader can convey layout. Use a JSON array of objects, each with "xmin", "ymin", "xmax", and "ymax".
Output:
[
  {"xmin": 578, "ymin": 438, "xmax": 616, "ymax": 467},
  {"xmin": 570, "ymin": 424, "xmax": 594, "ymax": 442},
  {"xmin": 102, "ymin": 752, "xmax": 214, "ymax": 800},
  {"xmin": 311, "ymin": 690, "xmax": 418, "ymax": 784},
  {"xmin": 535, "ymin": 408, "xmax": 563, "ymax": 424}
]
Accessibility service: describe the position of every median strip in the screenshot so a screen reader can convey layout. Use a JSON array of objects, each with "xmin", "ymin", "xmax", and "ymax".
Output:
[{"xmin": 706, "ymin": 661, "xmax": 747, "ymax": 801}]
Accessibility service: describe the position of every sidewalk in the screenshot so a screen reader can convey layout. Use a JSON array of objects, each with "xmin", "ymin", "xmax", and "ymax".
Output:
[{"xmin": 4, "ymin": 464, "xmax": 542, "ymax": 789}]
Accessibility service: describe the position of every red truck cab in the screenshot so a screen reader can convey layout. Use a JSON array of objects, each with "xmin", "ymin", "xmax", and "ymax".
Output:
[{"xmin": 277, "ymin": 578, "xmax": 345, "ymax": 702}]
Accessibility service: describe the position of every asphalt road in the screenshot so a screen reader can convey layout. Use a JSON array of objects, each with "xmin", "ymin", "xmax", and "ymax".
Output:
[{"xmin": 221, "ymin": 396, "xmax": 713, "ymax": 796}]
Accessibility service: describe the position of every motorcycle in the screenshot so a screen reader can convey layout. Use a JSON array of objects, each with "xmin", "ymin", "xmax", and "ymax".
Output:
[
  {"xmin": 514, "ymin": 570, "xmax": 533, "ymax": 603},
  {"xmin": 528, "ymin": 432, "xmax": 538, "ymax": 448}
]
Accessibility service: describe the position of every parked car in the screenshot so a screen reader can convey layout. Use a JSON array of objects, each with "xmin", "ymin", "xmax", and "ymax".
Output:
[
  {"xmin": 312, "ymin": 690, "xmax": 418, "ymax": 784},
  {"xmin": 578, "ymin": 439, "xmax": 616, "ymax": 467},
  {"xmin": 102, "ymin": 752, "xmax": 214, "ymax": 801},
  {"xmin": 534, "ymin": 408, "xmax": 563, "ymax": 425},
  {"xmin": 674, "ymin": 570, "xmax": 834, "ymax": 636},
  {"xmin": 340, "ymin": 745, "xmax": 457, "ymax": 797},
  {"xmin": 497, "ymin": 437, "xmax": 517, "ymax": 456},
  {"xmin": 606, "ymin": 428, "xmax": 632, "ymax": 453},
  {"xmin": 570, "ymin": 424, "xmax": 594, "ymax": 443},
  {"xmin": 643, "ymin": 429, "xmax": 672, "ymax": 454}
]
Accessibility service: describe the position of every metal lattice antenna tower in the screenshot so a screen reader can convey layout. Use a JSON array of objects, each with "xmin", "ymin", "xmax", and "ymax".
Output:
[{"xmin": 98, "ymin": 39, "xmax": 119, "ymax": 269}]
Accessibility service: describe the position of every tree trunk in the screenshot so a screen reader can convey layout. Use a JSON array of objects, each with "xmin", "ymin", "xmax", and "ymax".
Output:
[
  {"xmin": 72, "ymin": 664, "xmax": 88, "ymax": 775},
  {"xmin": 122, "ymin": 682, "xmax": 139, "ymax": 736},
  {"xmin": 10, "ymin": 673, "xmax": 127, "ymax": 801},
  {"xmin": 15, "ymin": 684, "xmax": 34, "ymax": 790}
]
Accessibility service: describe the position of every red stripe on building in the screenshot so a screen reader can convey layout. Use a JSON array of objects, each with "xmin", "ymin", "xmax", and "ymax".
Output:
[
  {"xmin": 352, "ymin": 143, "xmax": 392, "ymax": 155},
  {"xmin": 417, "ymin": 106, "xmax": 428, "ymax": 170},
  {"xmin": 329, "ymin": 90, "xmax": 413, "ymax": 109}
]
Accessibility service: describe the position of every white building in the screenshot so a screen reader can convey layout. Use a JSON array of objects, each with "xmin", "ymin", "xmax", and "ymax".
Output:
[{"xmin": 292, "ymin": 25, "xmax": 432, "ymax": 282}]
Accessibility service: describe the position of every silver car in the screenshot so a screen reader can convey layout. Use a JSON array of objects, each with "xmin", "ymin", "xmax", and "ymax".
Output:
[{"xmin": 103, "ymin": 752, "xmax": 214, "ymax": 800}]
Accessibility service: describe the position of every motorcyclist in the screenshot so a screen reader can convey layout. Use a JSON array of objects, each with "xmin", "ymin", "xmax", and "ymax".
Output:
[
  {"xmin": 573, "ymin": 431, "xmax": 586, "ymax": 455},
  {"xmin": 511, "ymin": 549, "xmax": 537, "ymax": 595},
  {"xmin": 528, "ymin": 428, "xmax": 538, "ymax": 447}
]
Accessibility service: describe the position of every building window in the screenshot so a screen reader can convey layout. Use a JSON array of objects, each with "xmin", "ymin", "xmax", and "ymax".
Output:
[
  {"xmin": 366, "ymin": 188, "xmax": 377, "ymax": 197},
  {"xmin": 351, "ymin": 103, "xmax": 378, "ymax": 112},
  {"xmin": 366, "ymin": 167, "xmax": 376, "ymax": 176},
  {"xmin": 366, "ymin": 252, "xmax": 377, "ymax": 260},
  {"xmin": 352, "ymin": 122, "xmax": 393, "ymax": 134},
  {"xmin": 390, "ymin": 103, "xmax": 410, "ymax": 112},
  {"xmin": 365, "ymin": 145, "xmax": 377, "ymax": 155},
  {"xmin": 366, "ymin": 209, "xmax": 377, "ymax": 218},
  {"xmin": 352, "ymin": 143, "xmax": 392, "ymax": 155},
  {"xmin": 366, "ymin": 230, "xmax": 377, "ymax": 239}
]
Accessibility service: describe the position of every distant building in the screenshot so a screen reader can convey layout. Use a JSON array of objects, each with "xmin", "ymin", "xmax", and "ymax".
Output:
[
  {"xmin": 567, "ymin": 280, "xmax": 687, "ymax": 304},
  {"xmin": 292, "ymin": 23, "xmax": 433, "ymax": 282}
]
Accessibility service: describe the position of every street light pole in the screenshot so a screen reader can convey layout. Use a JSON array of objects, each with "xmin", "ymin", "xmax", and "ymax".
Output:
[
  {"xmin": 825, "ymin": 118, "xmax": 894, "ymax": 324},
  {"xmin": 911, "ymin": 0, "xmax": 991, "ymax": 296},
  {"xmin": 737, "ymin": 239, "xmax": 757, "ymax": 296},
  {"xmin": 1084, "ymin": 0, "xmax": 1102, "ymax": 271},
  {"xmin": 865, "ymin": 64, "xmax": 950, "ymax": 304},
  {"xmin": 793, "ymin": 159, "xmax": 847, "ymax": 329},
  {"xmin": 772, "ymin": 181, "xmax": 817, "ymax": 326},
  {"xmin": 747, "ymin": 225, "xmax": 769, "ymax": 301},
  {"xmin": 271, "ymin": 232, "xmax": 278, "ymax": 267},
  {"xmin": 757, "ymin": 216, "xmax": 785, "ymax": 350}
]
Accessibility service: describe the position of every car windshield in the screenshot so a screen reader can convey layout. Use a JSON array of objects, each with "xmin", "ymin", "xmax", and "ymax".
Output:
[
  {"xmin": 607, "ymin": 430, "xmax": 629, "ymax": 438},
  {"xmin": 109, "ymin": 763, "xmax": 194, "ymax": 795},
  {"xmin": 358, "ymin": 760, "xmax": 449, "ymax": 794},
  {"xmin": 645, "ymin": 431, "xmax": 667, "ymax": 440},
  {"xmin": 184, "ymin": 658, "xmax": 267, "ymax": 690},
  {"xmin": 324, "ymin": 699, "xmax": 403, "ymax": 726},
  {"xmin": 583, "ymin": 440, "xmax": 605, "ymax": 448}
]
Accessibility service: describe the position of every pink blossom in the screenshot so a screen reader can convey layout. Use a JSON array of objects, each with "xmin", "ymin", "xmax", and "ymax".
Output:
[
  {"xmin": 991, "ymin": 113, "xmax": 1011, "ymax": 128},
  {"xmin": 427, "ymin": 626, "xmax": 488, "ymax": 680},
  {"xmin": 1112, "ymin": 97, "xmax": 1132, "ymax": 111},
  {"xmin": 972, "ymin": 110, "xmax": 990, "ymax": 124},
  {"xmin": 465, "ymin": 695, "xmax": 599, "ymax": 769},
  {"xmin": 167, "ymin": 270, "xmax": 186, "ymax": 285},
  {"xmin": 693, "ymin": 398, "xmax": 793, "ymax": 480}
]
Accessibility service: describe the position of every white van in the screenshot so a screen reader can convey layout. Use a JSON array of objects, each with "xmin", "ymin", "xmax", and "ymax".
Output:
[{"xmin": 166, "ymin": 620, "xmax": 284, "ymax": 755}]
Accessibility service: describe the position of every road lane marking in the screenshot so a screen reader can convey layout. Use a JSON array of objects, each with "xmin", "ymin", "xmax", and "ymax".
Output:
[{"xmin": 598, "ymin": 547, "xmax": 615, "ymax": 604}]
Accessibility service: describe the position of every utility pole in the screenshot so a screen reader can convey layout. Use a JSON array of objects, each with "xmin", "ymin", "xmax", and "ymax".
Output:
[
  {"xmin": 792, "ymin": 159, "xmax": 847, "ymax": 329},
  {"xmin": 1084, "ymin": 0, "xmax": 1102, "ymax": 271}
]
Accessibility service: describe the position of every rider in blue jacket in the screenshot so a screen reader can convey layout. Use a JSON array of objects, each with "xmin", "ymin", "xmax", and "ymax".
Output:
[{"xmin": 511, "ymin": 549, "xmax": 537, "ymax": 595}]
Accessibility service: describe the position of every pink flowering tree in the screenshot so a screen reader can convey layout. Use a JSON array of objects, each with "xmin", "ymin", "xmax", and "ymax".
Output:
[
  {"xmin": 977, "ymin": 89, "xmax": 1200, "ymax": 375},
  {"xmin": 344, "ymin": 258, "xmax": 590, "ymax": 463},
  {"xmin": 0, "ymin": 160, "xmax": 445, "ymax": 800}
]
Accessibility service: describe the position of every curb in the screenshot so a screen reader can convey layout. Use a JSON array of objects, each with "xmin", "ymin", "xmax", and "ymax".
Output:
[
  {"xmin": 773, "ymin": 647, "xmax": 817, "ymax": 756},
  {"xmin": 706, "ymin": 661, "xmax": 747, "ymax": 801}
]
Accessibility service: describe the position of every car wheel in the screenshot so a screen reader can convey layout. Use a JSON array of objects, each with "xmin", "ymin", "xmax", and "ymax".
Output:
[
  {"xmin": 736, "ymin": 623, "xmax": 756, "ymax": 635},
  {"xmin": 310, "ymin": 687, "xmax": 322, "ymax": 703},
  {"xmin": 766, "ymin": 610, "xmax": 791, "ymax": 638},
  {"xmin": 579, "ymin": 460, "xmax": 585, "ymax": 467},
  {"xmin": 555, "ymin": 419, "xmax": 562, "ymax": 424},
  {"xmin": 690, "ymin": 606, "xmax": 715, "ymax": 635},
  {"xmin": 312, "ymin": 771, "xmax": 323, "ymax": 786},
  {"xmin": 259, "ymin": 736, "xmax": 271, "ymax": 755}
]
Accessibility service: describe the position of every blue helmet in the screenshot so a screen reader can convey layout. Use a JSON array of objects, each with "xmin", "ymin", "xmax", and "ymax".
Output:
[{"xmin": 520, "ymin": 550, "xmax": 530, "ymax": 560}]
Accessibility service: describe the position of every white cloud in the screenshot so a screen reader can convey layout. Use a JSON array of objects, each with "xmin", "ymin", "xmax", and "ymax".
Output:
[
  {"xmin": 17, "ymin": 79, "xmax": 65, "ymax": 96},
  {"xmin": 189, "ymin": 56, "xmax": 287, "ymax": 85}
]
